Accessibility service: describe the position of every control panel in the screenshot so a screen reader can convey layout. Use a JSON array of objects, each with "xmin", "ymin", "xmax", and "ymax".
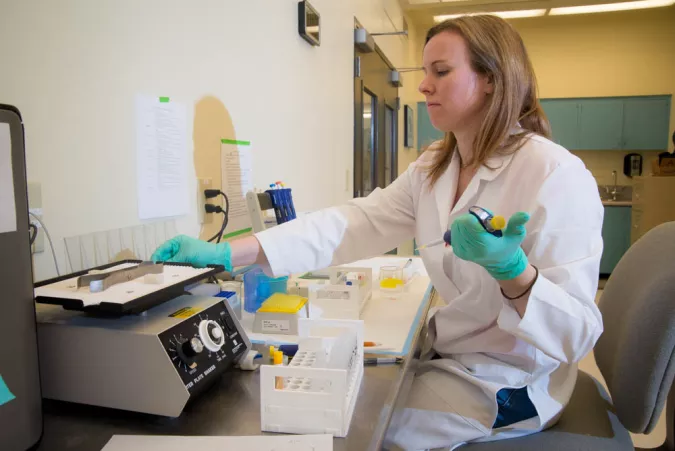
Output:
[{"xmin": 158, "ymin": 300, "xmax": 245, "ymax": 395}]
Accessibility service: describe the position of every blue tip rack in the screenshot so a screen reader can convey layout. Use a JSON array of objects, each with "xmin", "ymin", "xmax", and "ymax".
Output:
[{"xmin": 265, "ymin": 188, "xmax": 297, "ymax": 225}]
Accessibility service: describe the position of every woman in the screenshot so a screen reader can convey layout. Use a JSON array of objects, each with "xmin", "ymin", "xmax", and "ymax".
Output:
[{"xmin": 153, "ymin": 15, "xmax": 603, "ymax": 450}]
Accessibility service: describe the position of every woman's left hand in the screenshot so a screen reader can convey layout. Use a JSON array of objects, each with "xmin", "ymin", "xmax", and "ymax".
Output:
[{"xmin": 451, "ymin": 211, "xmax": 530, "ymax": 280}]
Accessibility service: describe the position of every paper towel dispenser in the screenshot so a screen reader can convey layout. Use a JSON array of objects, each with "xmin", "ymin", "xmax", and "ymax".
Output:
[{"xmin": 624, "ymin": 153, "xmax": 643, "ymax": 177}]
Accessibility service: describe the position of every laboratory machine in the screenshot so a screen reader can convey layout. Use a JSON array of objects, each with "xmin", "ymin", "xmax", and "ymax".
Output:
[{"xmin": 34, "ymin": 260, "xmax": 251, "ymax": 417}]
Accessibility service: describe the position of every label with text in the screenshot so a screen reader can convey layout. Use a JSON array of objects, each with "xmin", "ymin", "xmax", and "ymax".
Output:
[
  {"xmin": 261, "ymin": 319, "xmax": 290, "ymax": 333},
  {"xmin": 169, "ymin": 306, "xmax": 202, "ymax": 318}
]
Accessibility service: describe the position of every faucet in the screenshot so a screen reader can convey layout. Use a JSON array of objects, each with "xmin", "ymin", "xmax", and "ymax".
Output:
[{"xmin": 611, "ymin": 170, "xmax": 618, "ymax": 201}]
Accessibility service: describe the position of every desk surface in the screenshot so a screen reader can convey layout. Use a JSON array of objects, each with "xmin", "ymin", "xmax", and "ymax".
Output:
[
  {"xmin": 39, "ymin": 288, "xmax": 435, "ymax": 451},
  {"xmin": 39, "ymin": 364, "xmax": 400, "ymax": 451}
]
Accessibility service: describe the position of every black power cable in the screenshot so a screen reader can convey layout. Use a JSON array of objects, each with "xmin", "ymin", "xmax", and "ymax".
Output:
[
  {"xmin": 29, "ymin": 223, "xmax": 38, "ymax": 246},
  {"xmin": 204, "ymin": 190, "xmax": 230, "ymax": 243}
]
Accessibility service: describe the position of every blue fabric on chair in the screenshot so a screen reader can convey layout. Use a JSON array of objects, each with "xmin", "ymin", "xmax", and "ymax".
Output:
[{"xmin": 493, "ymin": 387, "xmax": 538, "ymax": 429}]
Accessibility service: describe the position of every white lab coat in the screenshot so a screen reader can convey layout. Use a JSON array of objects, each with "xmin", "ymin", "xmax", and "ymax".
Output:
[{"xmin": 255, "ymin": 133, "xmax": 604, "ymax": 450}]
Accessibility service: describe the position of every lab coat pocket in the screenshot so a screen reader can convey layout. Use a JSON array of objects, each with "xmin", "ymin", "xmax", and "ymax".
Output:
[
  {"xmin": 455, "ymin": 351, "xmax": 534, "ymax": 387},
  {"xmin": 414, "ymin": 362, "xmax": 497, "ymax": 433}
]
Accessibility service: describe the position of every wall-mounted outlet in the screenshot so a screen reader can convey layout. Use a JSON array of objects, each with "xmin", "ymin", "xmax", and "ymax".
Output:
[
  {"xmin": 198, "ymin": 178, "xmax": 214, "ymax": 225},
  {"xmin": 27, "ymin": 182, "xmax": 44, "ymax": 253}
]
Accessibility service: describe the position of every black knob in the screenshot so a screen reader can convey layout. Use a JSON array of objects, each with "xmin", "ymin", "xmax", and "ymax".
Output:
[{"xmin": 181, "ymin": 337, "xmax": 204, "ymax": 358}]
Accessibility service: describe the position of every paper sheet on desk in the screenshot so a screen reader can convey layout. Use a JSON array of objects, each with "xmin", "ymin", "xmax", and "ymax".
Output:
[{"xmin": 101, "ymin": 434, "xmax": 333, "ymax": 451}]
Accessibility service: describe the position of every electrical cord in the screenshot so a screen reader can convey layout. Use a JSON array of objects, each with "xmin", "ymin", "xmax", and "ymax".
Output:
[
  {"xmin": 205, "ymin": 210, "xmax": 226, "ymax": 243},
  {"xmin": 29, "ymin": 212, "xmax": 61, "ymax": 276},
  {"xmin": 29, "ymin": 223, "xmax": 38, "ymax": 245},
  {"xmin": 204, "ymin": 190, "xmax": 230, "ymax": 244},
  {"xmin": 217, "ymin": 191, "xmax": 229, "ymax": 244}
]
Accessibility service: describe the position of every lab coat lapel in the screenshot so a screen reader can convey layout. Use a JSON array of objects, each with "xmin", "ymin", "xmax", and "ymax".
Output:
[
  {"xmin": 451, "ymin": 152, "xmax": 516, "ymax": 215},
  {"xmin": 433, "ymin": 151, "xmax": 460, "ymax": 232},
  {"xmin": 432, "ymin": 133, "xmax": 520, "ymax": 228}
]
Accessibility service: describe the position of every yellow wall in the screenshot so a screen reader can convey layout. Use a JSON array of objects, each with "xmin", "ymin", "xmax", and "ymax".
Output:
[
  {"xmin": 406, "ymin": 6, "xmax": 675, "ymax": 185},
  {"xmin": 1, "ymin": 0, "xmax": 415, "ymax": 280},
  {"xmin": 518, "ymin": 7, "xmax": 675, "ymax": 184},
  {"xmin": 515, "ymin": 6, "xmax": 675, "ymax": 138}
]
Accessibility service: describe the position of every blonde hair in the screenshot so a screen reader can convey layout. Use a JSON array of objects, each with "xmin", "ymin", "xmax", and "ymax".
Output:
[{"xmin": 424, "ymin": 15, "xmax": 551, "ymax": 187}]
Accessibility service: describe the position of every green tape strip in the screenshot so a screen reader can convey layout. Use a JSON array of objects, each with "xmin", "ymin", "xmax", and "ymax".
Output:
[
  {"xmin": 221, "ymin": 138, "xmax": 251, "ymax": 146},
  {"xmin": 159, "ymin": 97, "xmax": 170, "ymax": 103},
  {"xmin": 222, "ymin": 227, "xmax": 252, "ymax": 240}
]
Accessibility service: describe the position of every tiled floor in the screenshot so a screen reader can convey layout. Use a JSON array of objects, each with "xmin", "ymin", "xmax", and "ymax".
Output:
[{"xmin": 582, "ymin": 289, "xmax": 666, "ymax": 448}]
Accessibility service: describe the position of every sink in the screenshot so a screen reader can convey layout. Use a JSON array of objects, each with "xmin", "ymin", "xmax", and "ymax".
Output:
[{"xmin": 598, "ymin": 185, "xmax": 632, "ymax": 203}]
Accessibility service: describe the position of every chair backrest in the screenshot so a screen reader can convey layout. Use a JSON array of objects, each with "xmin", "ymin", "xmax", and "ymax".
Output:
[{"xmin": 595, "ymin": 221, "xmax": 675, "ymax": 434}]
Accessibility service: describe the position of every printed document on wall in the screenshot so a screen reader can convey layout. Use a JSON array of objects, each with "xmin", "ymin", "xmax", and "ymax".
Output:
[
  {"xmin": 0, "ymin": 123, "xmax": 17, "ymax": 235},
  {"xmin": 136, "ymin": 95, "xmax": 189, "ymax": 220},
  {"xmin": 221, "ymin": 141, "xmax": 254, "ymax": 234}
]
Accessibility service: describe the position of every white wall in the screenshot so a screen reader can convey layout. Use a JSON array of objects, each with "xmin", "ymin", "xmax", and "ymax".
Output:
[{"xmin": 0, "ymin": 0, "xmax": 414, "ymax": 281}]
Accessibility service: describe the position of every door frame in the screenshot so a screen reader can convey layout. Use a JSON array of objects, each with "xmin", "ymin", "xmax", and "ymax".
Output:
[{"xmin": 353, "ymin": 18, "xmax": 399, "ymax": 198}]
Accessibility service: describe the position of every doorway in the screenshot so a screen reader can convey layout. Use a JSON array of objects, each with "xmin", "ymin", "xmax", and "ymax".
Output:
[{"xmin": 353, "ymin": 21, "xmax": 399, "ymax": 199}]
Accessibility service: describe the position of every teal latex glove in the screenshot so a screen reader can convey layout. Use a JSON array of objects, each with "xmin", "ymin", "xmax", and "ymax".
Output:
[
  {"xmin": 151, "ymin": 235, "xmax": 233, "ymax": 271},
  {"xmin": 450, "ymin": 211, "xmax": 530, "ymax": 280}
]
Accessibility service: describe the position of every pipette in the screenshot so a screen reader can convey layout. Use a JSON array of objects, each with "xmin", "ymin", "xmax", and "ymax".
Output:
[
  {"xmin": 415, "ymin": 230, "xmax": 453, "ymax": 251},
  {"xmin": 416, "ymin": 206, "xmax": 507, "ymax": 251}
]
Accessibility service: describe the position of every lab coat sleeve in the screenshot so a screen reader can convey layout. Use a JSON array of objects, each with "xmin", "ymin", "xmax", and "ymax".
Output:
[
  {"xmin": 497, "ymin": 160, "xmax": 604, "ymax": 364},
  {"xmin": 254, "ymin": 165, "xmax": 417, "ymax": 277}
]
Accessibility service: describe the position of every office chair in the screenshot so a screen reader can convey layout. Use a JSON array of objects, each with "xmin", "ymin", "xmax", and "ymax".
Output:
[{"xmin": 462, "ymin": 221, "xmax": 675, "ymax": 451}]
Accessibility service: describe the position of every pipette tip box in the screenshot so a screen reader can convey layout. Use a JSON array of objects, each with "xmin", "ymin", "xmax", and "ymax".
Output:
[{"xmin": 252, "ymin": 293, "xmax": 309, "ymax": 335}]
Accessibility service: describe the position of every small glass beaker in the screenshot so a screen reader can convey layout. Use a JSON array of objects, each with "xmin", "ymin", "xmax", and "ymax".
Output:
[{"xmin": 379, "ymin": 265, "xmax": 404, "ymax": 291}]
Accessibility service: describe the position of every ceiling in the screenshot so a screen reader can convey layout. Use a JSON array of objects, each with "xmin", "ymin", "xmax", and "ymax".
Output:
[{"xmin": 400, "ymin": 0, "xmax": 665, "ymax": 27}]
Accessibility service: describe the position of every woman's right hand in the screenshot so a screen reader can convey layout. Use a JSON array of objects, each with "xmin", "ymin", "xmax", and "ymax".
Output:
[{"xmin": 151, "ymin": 235, "xmax": 233, "ymax": 271}]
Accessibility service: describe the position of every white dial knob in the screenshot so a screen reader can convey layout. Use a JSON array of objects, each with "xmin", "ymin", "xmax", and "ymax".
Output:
[{"xmin": 198, "ymin": 320, "xmax": 225, "ymax": 352}]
